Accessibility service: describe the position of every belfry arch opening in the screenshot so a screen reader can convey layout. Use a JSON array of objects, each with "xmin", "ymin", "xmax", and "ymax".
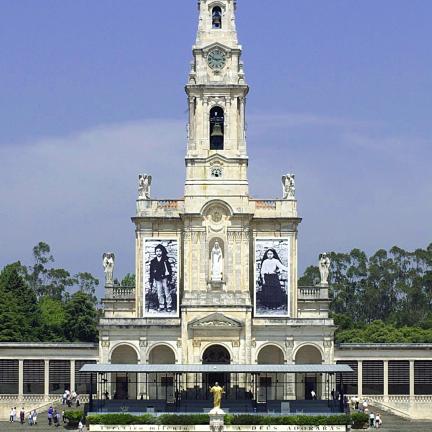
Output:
[
  {"xmin": 212, "ymin": 6, "xmax": 222, "ymax": 29},
  {"xmin": 210, "ymin": 106, "xmax": 224, "ymax": 150}
]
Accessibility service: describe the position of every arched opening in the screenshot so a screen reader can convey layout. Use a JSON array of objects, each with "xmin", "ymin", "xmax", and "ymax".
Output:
[
  {"xmin": 148, "ymin": 345, "xmax": 176, "ymax": 400},
  {"xmin": 295, "ymin": 345, "xmax": 323, "ymax": 400},
  {"xmin": 212, "ymin": 6, "xmax": 222, "ymax": 29},
  {"xmin": 110, "ymin": 344, "xmax": 138, "ymax": 400},
  {"xmin": 210, "ymin": 106, "xmax": 224, "ymax": 150},
  {"xmin": 257, "ymin": 345, "xmax": 285, "ymax": 402},
  {"xmin": 202, "ymin": 344, "xmax": 230, "ymax": 389}
]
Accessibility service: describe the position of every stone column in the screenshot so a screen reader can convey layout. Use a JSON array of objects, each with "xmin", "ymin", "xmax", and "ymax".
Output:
[
  {"xmin": 409, "ymin": 360, "xmax": 415, "ymax": 398},
  {"xmin": 18, "ymin": 360, "xmax": 24, "ymax": 400},
  {"xmin": 44, "ymin": 360, "xmax": 50, "ymax": 400},
  {"xmin": 357, "ymin": 361, "xmax": 363, "ymax": 397},
  {"xmin": 383, "ymin": 360, "xmax": 388, "ymax": 401},
  {"xmin": 70, "ymin": 360, "xmax": 75, "ymax": 392}
]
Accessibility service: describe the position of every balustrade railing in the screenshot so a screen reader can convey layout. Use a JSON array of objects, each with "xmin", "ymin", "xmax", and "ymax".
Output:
[
  {"xmin": 105, "ymin": 286, "xmax": 135, "ymax": 300},
  {"xmin": 298, "ymin": 286, "xmax": 328, "ymax": 301},
  {"xmin": 255, "ymin": 200, "xmax": 277, "ymax": 209}
]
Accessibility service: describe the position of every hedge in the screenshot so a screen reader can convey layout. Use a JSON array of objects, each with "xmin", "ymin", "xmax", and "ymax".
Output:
[
  {"xmin": 87, "ymin": 413, "xmax": 352, "ymax": 426},
  {"xmin": 64, "ymin": 411, "xmax": 85, "ymax": 427}
]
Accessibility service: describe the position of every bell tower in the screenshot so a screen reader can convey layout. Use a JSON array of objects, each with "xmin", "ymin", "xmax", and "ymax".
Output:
[{"xmin": 185, "ymin": 0, "xmax": 249, "ymax": 208}]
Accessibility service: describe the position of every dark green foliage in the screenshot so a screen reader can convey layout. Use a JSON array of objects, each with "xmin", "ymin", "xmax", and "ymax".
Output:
[
  {"xmin": 351, "ymin": 412, "xmax": 369, "ymax": 429},
  {"xmin": 87, "ymin": 414, "xmax": 154, "ymax": 425},
  {"xmin": 0, "ymin": 263, "xmax": 40, "ymax": 342},
  {"xmin": 121, "ymin": 273, "xmax": 136, "ymax": 287},
  {"xmin": 64, "ymin": 291, "xmax": 99, "ymax": 342},
  {"xmin": 87, "ymin": 413, "xmax": 351, "ymax": 425},
  {"xmin": 63, "ymin": 410, "xmax": 84, "ymax": 427},
  {"xmin": 299, "ymin": 244, "xmax": 432, "ymax": 343},
  {"xmin": 0, "ymin": 242, "xmax": 100, "ymax": 343},
  {"xmin": 158, "ymin": 414, "xmax": 210, "ymax": 425}
]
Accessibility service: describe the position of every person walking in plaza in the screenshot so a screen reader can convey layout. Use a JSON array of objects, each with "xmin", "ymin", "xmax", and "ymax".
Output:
[
  {"xmin": 13, "ymin": 406, "xmax": 17, "ymax": 422},
  {"xmin": 369, "ymin": 411, "xmax": 375, "ymax": 428},
  {"xmin": 27, "ymin": 410, "xmax": 33, "ymax": 426},
  {"xmin": 47, "ymin": 405, "xmax": 53, "ymax": 426},
  {"xmin": 375, "ymin": 413, "xmax": 382, "ymax": 428},
  {"xmin": 19, "ymin": 407, "xmax": 25, "ymax": 425},
  {"xmin": 149, "ymin": 244, "xmax": 173, "ymax": 312},
  {"xmin": 32, "ymin": 409, "xmax": 37, "ymax": 425},
  {"xmin": 9, "ymin": 407, "xmax": 14, "ymax": 422}
]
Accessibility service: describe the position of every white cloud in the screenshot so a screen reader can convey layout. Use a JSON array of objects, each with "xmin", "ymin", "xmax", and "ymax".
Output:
[
  {"xmin": 0, "ymin": 119, "xmax": 185, "ymax": 295},
  {"xmin": 1, "ymin": 113, "xmax": 430, "ymax": 298}
]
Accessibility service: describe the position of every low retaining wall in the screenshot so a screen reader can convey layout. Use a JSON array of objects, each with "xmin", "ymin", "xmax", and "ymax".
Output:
[{"xmin": 89, "ymin": 426, "xmax": 348, "ymax": 432}]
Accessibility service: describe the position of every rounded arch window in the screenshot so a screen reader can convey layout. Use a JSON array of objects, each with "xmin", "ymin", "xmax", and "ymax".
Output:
[
  {"xmin": 210, "ymin": 106, "xmax": 224, "ymax": 150},
  {"xmin": 212, "ymin": 6, "xmax": 222, "ymax": 29}
]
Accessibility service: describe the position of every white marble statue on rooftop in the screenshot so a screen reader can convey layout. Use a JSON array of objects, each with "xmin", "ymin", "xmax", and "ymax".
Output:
[
  {"xmin": 103, "ymin": 252, "xmax": 115, "ymax": 285},
  {"xmin": 282, "ymin": 174, "xmax": 295, "ymax": 199},
  {"xmin": 319, "ymin": 253, "xmax": 331, "ymax": 285},
  {"xmin": 210, "ymin": 241, "xmax": 223, "ymax": 281},
  {"xmin": 138, "ymin": 174, "xmax": 152, "ymax": 199}
]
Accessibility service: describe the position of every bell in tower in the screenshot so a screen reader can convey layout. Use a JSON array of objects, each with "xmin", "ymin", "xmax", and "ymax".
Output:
[
  {"xmin": 210, "ymin": 107, "xmax": 224, "ymax": 150},
  {"xmin": 212, "ymin": 6, "xmax": 222, "ymax": 29}
]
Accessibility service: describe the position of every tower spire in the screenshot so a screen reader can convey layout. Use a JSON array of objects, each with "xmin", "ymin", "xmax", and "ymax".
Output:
[{"xmin": 184, "ymin": 0, "xmax": 248, "ymax": 205}]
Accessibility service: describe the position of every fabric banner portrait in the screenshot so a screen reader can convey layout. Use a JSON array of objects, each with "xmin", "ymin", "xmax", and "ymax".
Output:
[
  {"xmin": 143, "ymin": 239, "xmax": 179, "ymax": 317},
  {"xmin": 254, "ymin": 238, "xmax": 290, "ymax": 317}
]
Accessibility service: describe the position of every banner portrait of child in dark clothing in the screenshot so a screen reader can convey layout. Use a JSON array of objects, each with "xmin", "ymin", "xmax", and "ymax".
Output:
[{"xmin": 144, "ymin": 239, "xmax": 178, "ymax": 317}]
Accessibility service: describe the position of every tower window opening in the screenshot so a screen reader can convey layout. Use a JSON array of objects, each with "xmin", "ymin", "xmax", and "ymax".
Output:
[
  {"xmin": 212, "ymin": 7, "xmax": 222, "ymax": 29},
  {"xmin": 210, "ymin": 107, "xmax": 224, "ymax": 150}
]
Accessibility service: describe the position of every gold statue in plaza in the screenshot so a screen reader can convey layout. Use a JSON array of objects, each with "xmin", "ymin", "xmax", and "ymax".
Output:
[{"xmin": 209, "ymin": 382, "xmax": 225, "ymax": 409}]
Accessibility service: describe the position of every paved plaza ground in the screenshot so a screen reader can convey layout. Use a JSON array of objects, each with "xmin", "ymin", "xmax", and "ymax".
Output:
[{"xmin": 1, "ymin": 409, "xmax": 432, "ymax": 432}]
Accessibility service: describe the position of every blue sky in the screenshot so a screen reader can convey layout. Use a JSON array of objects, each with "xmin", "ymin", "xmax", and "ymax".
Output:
[{"xmin": 1, "ymin": 0, "xmax": 431, "ymax": 297}]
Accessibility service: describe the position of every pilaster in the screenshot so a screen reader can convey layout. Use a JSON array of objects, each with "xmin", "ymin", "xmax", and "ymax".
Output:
[
  {"xmin": 409, "ymin": 360, "xmax": 415, "ymax": 398},
  {"xmin": 383, "ymin": 360, "xmax": 388, "ymax": 402},
  {"xmin": 18, "ymin": 359, "xmax": 23, "ymax": 399},
  {"xmin": 357, "ymin": 360, "xmax": 363, "ymax": 397},
  {"xmin": 70, "ymin": 359, "xmax": 75, "ymax": 392},
  {"xmin": 44, "ymin": 360, "xmax": 50, "ymax": 400}
]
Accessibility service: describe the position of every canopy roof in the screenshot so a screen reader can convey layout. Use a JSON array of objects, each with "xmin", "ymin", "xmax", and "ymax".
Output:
[{"xmin": 80, "ymin": 363, "xmax": 352, "ymax": 373}]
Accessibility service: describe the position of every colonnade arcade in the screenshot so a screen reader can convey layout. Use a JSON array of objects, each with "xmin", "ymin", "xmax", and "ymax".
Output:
[{"xmin": 89, "ymin": 342, "xmax": 343, "ymax": 413}]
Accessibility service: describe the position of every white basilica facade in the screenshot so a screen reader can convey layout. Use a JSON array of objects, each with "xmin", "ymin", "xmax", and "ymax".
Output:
[
  {"xmin": 99, "ymin": 0, "xmax": 335, "ymax": 401},
  {"xmin": 0, "ymin": 0, "xmax": 431, "ymax": 421}
]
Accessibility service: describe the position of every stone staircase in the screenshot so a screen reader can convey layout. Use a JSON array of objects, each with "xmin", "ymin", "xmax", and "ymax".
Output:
[{"xmin": 368, "ymin": 406, "xmax": 432, "ymax": 432}]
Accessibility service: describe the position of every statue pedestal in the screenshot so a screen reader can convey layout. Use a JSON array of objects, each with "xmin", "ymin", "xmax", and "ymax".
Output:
[
  {"xmin": 207, "ymin": 279, "xmax": 226, "ymax": 291},
  {"xmin": 209, "ymin": 408, "xmax": 225, "ymax": 432}
]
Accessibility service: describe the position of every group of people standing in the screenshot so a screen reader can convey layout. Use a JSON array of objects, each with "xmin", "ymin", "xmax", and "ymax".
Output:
[
  {"xmin": 62, "ymin": 389, "xmax": 80, "ymax": 407},
  {"xmin": 350, "ymin": 396, "xmax": 383, "ymax": 429},
  {"xmin": 9, "ymin": 407, "xmax": 38, "ymax": 425}
]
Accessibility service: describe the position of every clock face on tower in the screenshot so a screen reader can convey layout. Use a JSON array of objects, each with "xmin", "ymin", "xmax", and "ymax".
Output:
[{"xmin": 207, "ymin": 48, "xmax": 227, "ymax": 70}]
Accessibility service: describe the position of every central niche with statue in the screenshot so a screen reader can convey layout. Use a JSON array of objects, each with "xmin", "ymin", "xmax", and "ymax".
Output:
[{"xmin": 208, "ymin": 237, "xmax": 226, "ymax": 290}]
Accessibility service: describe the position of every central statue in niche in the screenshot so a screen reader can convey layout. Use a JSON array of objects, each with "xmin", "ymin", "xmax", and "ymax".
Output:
[{"xmin": 210, "ymin": 241, "xmax": 224, "ymax": 281}]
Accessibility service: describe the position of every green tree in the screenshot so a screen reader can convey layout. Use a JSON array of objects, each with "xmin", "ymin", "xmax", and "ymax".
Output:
[
  {"xmin": 75, "ymin": 272, "xmax": 99, "ymax": 303},
  {"xmin": 39, "ymin": 296, "xmax": 67, "ymax": 341},
  {"xmin": 0, "ymin": 263, "xmax": 40, "ymax": 342},
  {"xmin": 121, "ymin": 273, "xmax": 136, "ymax": 287},
  {"xmin": 64, "ymin": 291, "xmax": 98, "ymax": 342}
]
